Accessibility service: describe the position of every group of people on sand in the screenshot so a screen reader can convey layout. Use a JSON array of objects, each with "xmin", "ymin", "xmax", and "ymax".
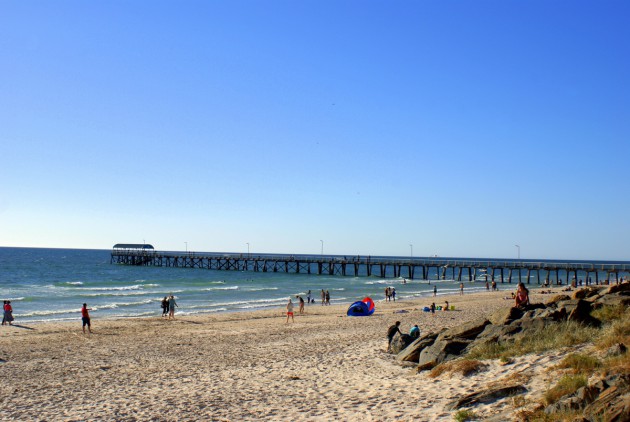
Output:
[
  {"xmin": 285, "ymin": 289, "xmax": 329, "ymax": 322},
  {"xmin": 384, "ymin": 287, "xmax": 396, "ymax": 301},
  {"xmin": 2, "ymin": 300, "xmax": 14, "ymax": 326},
  {"xmin": 386, "ymin": 321, "xmax": 421, "ymax": 352},
  {"xmin": 160, "ymin": 295, "xmax": 178, "ymax": 320}
]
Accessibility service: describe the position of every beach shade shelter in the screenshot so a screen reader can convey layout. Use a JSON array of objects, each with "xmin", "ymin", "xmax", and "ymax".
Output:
[{"xmin": 346, "ymin": 297, "xmax": 375, "ymax": 316}]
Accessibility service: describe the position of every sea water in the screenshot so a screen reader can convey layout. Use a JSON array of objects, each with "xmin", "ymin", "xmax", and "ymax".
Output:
[{"xmin": 0, "ymin": 247, "xmax": 493, "ymax": 324}]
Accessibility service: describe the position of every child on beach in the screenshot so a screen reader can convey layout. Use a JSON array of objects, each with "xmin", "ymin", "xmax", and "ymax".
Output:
[
  {"xmin": 81, "ymin": 303, "xmax": 92, "ymax": 334},
  {"xmin": 386, "ymin": 321, "xmax": 402, "ymax": 352},
  {"xmin": 409, "ymin": 324, "xmax": 420, "ymax": 339},
  {"xmin": 286, "ymin": 298, "xmax": 294, "ymax": 323},
  {"xmin": 296, "ymin": 295, "xmax": 305, "ymax": 314}
]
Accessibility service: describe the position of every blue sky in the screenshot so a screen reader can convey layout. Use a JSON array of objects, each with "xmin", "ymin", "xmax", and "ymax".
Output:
[{"xmin": 1, "ymin": 1, "xmax": 628, "ymax": 260}]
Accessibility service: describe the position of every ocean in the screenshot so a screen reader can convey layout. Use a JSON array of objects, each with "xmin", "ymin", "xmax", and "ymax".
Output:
[{"xmin": 1, "ymin": 247, "xmax": 491, "ymax": 324}]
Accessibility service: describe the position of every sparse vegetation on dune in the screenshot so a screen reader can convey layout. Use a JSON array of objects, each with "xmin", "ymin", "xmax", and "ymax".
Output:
[
  {"xmin": 439, "ymin": 288, "xmax": 630, "ymax": 421},
  {"xmin": 543, "ymin": 374, "xmax": 588, "ymax": 405},
  {"xmin": 466, "ymin": 320, "xmax": 600, "ymax": 361}
]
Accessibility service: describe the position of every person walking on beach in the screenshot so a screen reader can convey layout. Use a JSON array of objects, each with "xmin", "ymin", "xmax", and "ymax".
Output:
[
  {"xmin": 286, "ymin": 298, "xmax": 294, "ymax": 323},
  {"xmin": 161, "ymin": 296, "xmax": 169, "ymax": 318},
  {"xmin": 430, "ymin": 302, "xmax": 436, "ymax": 315},
  {"xmin": 385, "ymin": 287, "xmax": 390, "ymax": 302},
  {"xmin": 459, "ymin": 283, "xmax": 464, "ymax": 295},
  {"xmin": 81, "ymin": 303, "xmax": 92, "ymax": 334},
  {"xmin": 321, "ymin": 289, "xmax": 326, "ymax": 306},
  {"xmin": 386, "ymin": 321, "xmax": 402, "ymax": 352},
  {"xmin": 307, "ymin": 290, "xmax": 311, "ymax": 304},
  {"xmin": 391, "ymin": 288, "xmax": 396, "ymax": 302},
  {"xmin": 433, "ymin": 285, "xmax": 437, "ymax": 297},
  {"xmin": 2, "ymin": 301, "xmax": 7, "ymax": 325},
  {"xmin": 168, "ymin": 295, "xmax": 178, "ymax": 320},
  {"xmin": 296, "ymin": 295, "xmax": 305, "ymax": 314},
  {"xmin": 3, "ymin": 300, "xmax": 14, "ymax": 326},
  {"xmin": 325, "ymin": 290, "xmax": 330, "ymax": 305}
]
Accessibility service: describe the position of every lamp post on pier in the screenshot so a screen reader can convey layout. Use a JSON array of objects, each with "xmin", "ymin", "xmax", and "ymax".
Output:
[
  {"xmin": 515, "ymin": 244, "xmax": 520, "ymax": 260},
  {"xmin": 185, "ymin": 242, "xmax": 188, "ymax": 253},
  {"xmin": 320, "ymin": 240, "xmax": 324, "ymax": 256},
  {"xmin": 410, "ymin": 244, "xmax": 413, "ymax": 258},
  {"xmin": 246, "ymin": 242, "xmax": 250, "ymax": 258}
]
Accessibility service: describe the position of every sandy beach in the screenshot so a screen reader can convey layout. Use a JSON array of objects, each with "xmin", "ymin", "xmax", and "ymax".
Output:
[{"xmin": 0, "ymin": 289, "xmax": 569, "ymax": 421}]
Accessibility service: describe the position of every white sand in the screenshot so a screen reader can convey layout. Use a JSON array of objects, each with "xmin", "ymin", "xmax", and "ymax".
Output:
[{"xmin": 0, "ymin": 289, "xmax": 571, "ymax": 421}]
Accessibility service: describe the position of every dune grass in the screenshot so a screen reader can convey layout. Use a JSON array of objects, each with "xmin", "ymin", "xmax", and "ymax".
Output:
[
  {"xmin": 543, "ymin": 374, "xmax": 588, "ymax": 405},
  {"xmin": 467, "ymin": 321, "xmax": 599, "ymax": 360},
  {"xmin": 555, "ymin": 353, "xmax": 601, "ymax": 375}
]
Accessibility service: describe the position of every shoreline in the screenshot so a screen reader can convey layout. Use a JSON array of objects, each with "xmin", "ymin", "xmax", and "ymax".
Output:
[{"xmin": 0, "ymin": 289, "xmax": 560, "ymax": 420}]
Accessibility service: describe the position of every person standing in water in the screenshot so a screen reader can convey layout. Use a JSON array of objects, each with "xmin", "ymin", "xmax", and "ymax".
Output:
[{"xmin": 81, "ymin": 303, "xmax": 92, "ymax": 334}]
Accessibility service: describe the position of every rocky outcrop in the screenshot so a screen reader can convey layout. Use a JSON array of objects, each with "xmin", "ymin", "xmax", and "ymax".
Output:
[
  {"xmin": 392, "ymin": 281, "xmax": 629, "ymax": 420},
  {"xmin": 395, "ymin": 282, "xmax": 628, "ymax": 372},
  {"xmin": 396, "ymin": 332, "xmax": 439, "ymax": 363},
  {"xmin": 546, "ymin": 374, "xmax": 630, "ymax": 421},
  {"xmin": 417, "ymin": 338, "xmax": 473, "ymax": 370},
  {"xmin": 390, "ymin": 333, "xmax": 416, "ymax": 354}
]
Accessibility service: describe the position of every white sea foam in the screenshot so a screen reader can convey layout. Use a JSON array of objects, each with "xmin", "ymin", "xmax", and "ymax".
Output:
[
  {"xmin": 93, "ymin": 299, "xmax": 154, "ymax": 310},
  {"xmin": 65, "ymin": 281, "xmax": 84, "ymax": 285},
  {"xmin": 243, "ymin": 287, "xmax": 278, "ymax": 292},
  {"xmin": 75, "ymin": 285, "xmax": 145, "ymax": 291},
  {"xmin": 16, "ymin": 308, "xmax": 80, "ymax": 318},
  {"xmin": 203, "ymin": 286, "xmax": 239, "ymax": 291}
]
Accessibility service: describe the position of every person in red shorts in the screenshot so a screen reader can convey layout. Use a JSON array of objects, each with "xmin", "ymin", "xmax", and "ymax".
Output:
[
  {"xmin": 286, "ymin": 298, "xmax": 294, "ymax": 323},
  {"xmin": 81, "ymin": 303, "xmax": 93, "ymax": 334}
]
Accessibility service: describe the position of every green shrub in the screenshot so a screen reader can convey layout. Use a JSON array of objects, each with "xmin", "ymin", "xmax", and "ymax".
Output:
[{"xmin": 454, "ymin": 409, "xmax": 477, "ymax": 422}]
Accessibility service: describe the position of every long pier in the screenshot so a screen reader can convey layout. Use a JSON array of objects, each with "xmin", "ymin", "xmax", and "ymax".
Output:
[{"xmin": 110, "ymin": 247, "xmax": 629, "ymax": 285}]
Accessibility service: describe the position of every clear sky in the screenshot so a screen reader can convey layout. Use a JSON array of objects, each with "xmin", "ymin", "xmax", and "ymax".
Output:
[{"xmin": 1, "ymin": 1, "xmax": 628, "ymax": 260}]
